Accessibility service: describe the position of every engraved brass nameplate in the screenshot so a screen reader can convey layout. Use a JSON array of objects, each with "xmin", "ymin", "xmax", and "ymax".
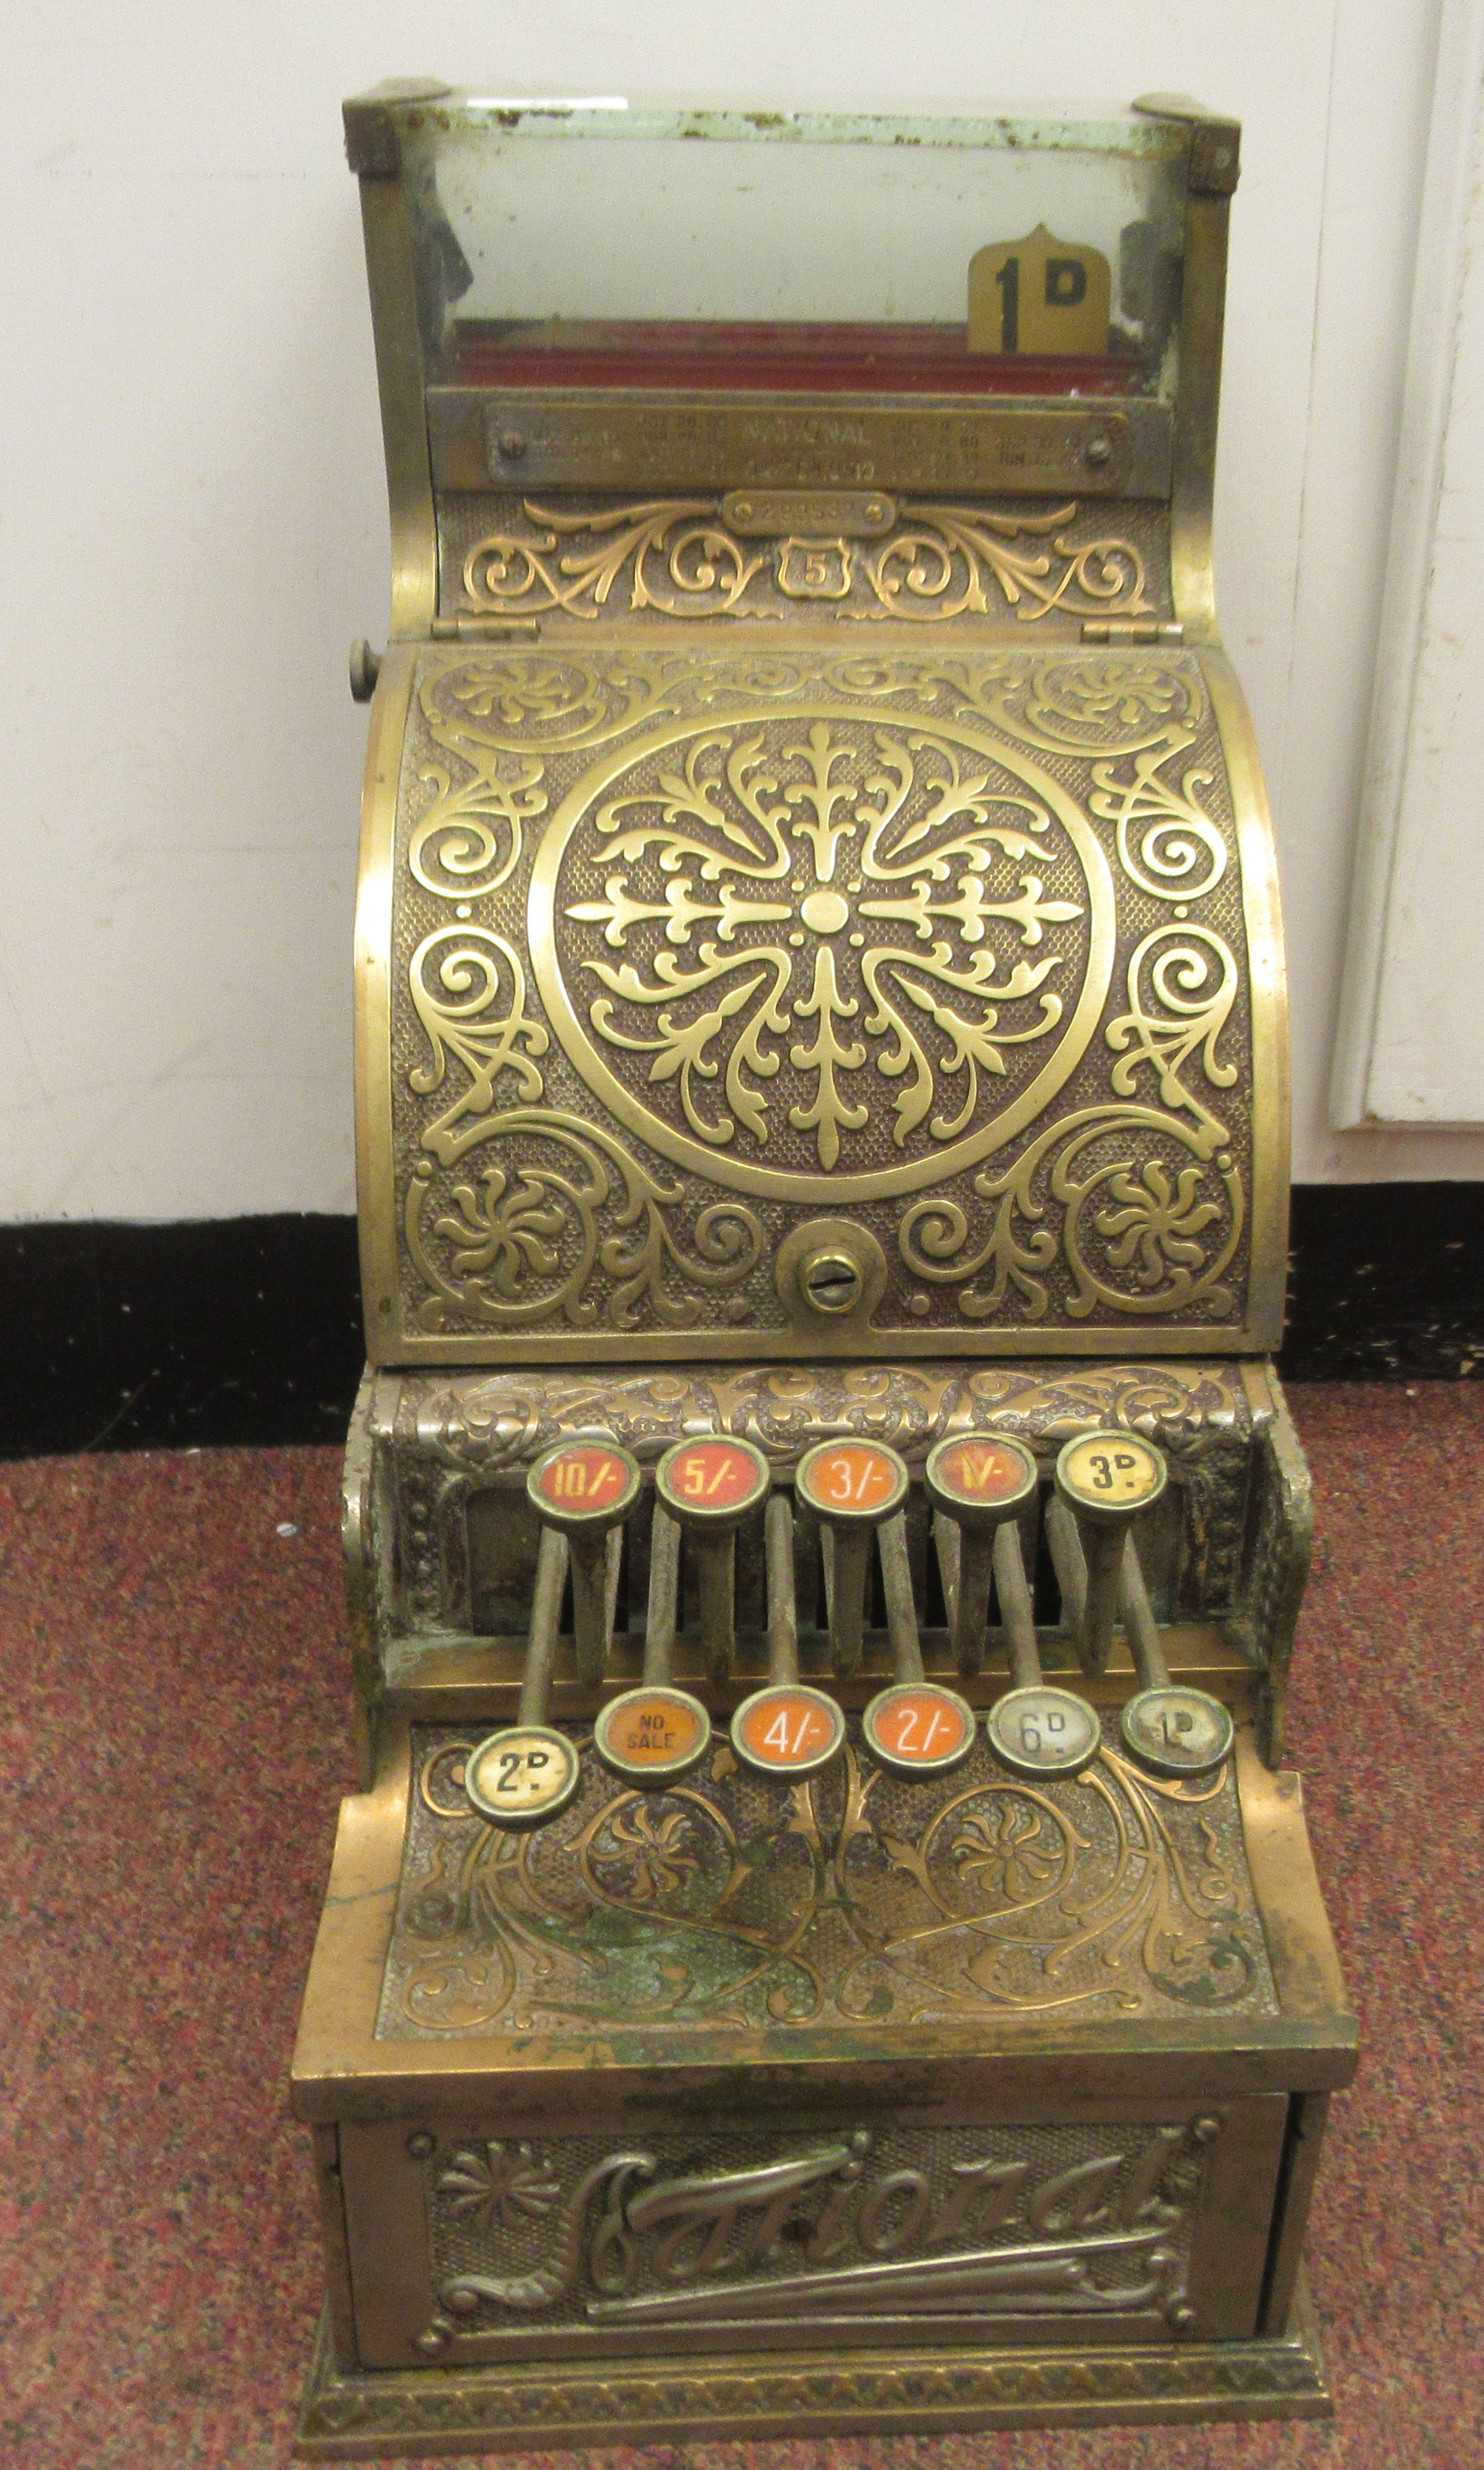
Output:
[{"xmin": 425, "ymin": 392, "xmax": 1173, "ymax": 499}]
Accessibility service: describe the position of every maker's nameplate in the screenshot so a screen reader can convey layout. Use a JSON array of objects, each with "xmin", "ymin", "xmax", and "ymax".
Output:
[{"xmin": 425, "ymin": 389, "xmax": 1173, "ymax": 498}]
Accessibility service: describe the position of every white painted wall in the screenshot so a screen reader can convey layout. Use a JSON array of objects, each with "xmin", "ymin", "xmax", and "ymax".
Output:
[
  {"xmin": 3, "ymin": 0, "xmax": 1479, "ymax": 1221},
  {"xmin": 1331, "ymin": 0, "xmax": 1484, "ymax": 1131}
]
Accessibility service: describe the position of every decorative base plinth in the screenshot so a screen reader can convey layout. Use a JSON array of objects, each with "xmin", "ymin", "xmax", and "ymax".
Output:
[{"xmin": 296, "ymin": 2278, "xmax": 1331, "ymax": 2457}]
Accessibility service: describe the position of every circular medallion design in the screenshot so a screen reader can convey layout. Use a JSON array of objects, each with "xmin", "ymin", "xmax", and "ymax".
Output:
[{"xmin": 529, "ymin": 707, "xmax": 1113, "ymax": 1202}]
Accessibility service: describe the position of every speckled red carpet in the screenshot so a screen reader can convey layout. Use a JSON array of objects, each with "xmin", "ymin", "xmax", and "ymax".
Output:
[{"xmin": 2, "ymin": 1384, "xmax": 1481, "ymax": 2470}]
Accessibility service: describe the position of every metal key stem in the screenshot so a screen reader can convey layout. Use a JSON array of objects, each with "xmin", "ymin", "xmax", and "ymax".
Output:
[
  {"xmin": 765, "ymin": 1491, "xmax": 800, "ymax": 1683},
  {"xmin": 924, "ymin": 1434, "xmax": 1039, "ymax": 1677},
  {"xmin": 643, "ymin": 1504, "xmax": 680, "ymax": 1683},
  {"xmin": 568, "ymin": 1529, "xmax": 612, "ymax": 1690},
  {"xmin": 1117, "ymin": 1535, "xmax": 1234, "ymax": 1778},
  {"xmin": 655, "ymin": 1436, "xmax": 771, "ymax": 1686},
  {"xmin": 519, "ymin": 1527, "xmax": 568, "ymax": 1726},
  {"xmin": 993, "ymin": 1519, "xmax": 1043, "ymax": 1691},
  {"xmin": 1053, "ymin": 1431, "xmax": 1168, "ymax": 1677},
  {"xmin": 796, "ymin": 1439, "xmax": 910, "ymax": 1679},
  {"xmin": 879, "ymin": 1512, "xmax": 924, "ymax": 1683},
  {"xmin": 526, "ymin": 1440, "xmax": 642, "ymax": 1692},
  {"xmin": 1119, "ymin": 1541, "xmax": 1170, "ymax": 1689}
]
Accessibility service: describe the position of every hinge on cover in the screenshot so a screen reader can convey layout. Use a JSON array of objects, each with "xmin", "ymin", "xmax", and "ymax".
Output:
[
  {"xmin": 429, "ymin": 617, "xmax": 543, "ymax": 641},
  {"xmin": 1080, "ymin": 619, "xmax": 1184, "ymax": 645}
]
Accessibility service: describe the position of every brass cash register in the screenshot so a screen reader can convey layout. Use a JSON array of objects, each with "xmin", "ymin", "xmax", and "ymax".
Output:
[{"xmin": 292, "ymin": 84, "xmax": 1356, "ymax": 2452}]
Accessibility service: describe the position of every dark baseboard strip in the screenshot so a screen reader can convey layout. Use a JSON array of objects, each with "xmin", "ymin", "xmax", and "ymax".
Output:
[{"xmin": 0, "ymin": 1186, "xmax": 1479, "ymax": 1460}]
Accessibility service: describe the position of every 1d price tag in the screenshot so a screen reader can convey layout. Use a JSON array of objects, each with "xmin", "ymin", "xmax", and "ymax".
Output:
[
  {"xmin": 730, "ymin": 1684, "xmax": 846, "ymax": 1779},
  {"xmin": 863, "ymin": 1682, "xmax": 975, "ymax": 1777},
  {"xmin": 1120, "ymin": 1685, "xmax": 1233, "ymax": 1780},
  {"xmin": 464, "ymin": 1725, "xmax": 582, "ymax": 1828}
]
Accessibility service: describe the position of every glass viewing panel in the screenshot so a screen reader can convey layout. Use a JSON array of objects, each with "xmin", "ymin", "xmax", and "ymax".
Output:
[{"xmin": 400, "ymin": 102, "xmax": 1190, "ymax": 401}]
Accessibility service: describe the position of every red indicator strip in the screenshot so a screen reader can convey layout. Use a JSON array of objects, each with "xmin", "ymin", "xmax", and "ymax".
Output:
[{"xmin": 446, "ymin": 317, "xmax": 1142, "ymax": 397}]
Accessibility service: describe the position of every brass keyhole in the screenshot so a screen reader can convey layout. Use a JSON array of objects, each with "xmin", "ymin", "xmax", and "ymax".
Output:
[{"xmin": 802, "ymin": 1251, "xmax": 862, "ymax": 1315}]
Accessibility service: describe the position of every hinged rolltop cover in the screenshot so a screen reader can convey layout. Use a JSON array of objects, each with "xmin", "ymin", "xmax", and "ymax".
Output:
[{"xmin": 349, "ymin": 92, "xmax": 1287, "ymax": 1365}]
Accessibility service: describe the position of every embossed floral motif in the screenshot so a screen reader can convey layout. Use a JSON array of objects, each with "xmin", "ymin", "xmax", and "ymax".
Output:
[
  {"xmin": 949, "ymin": 1797, "xmax": 1066, "ymax": 1902},
  {"xmin": 556, "ymin": 718, "xmax": 1088, "ymax": 1173},
  {"xmin": 1095, "ymin": 1160, "xmax": 1225, "ymax": 1287},
  {"xmin": 439, "ymin": 2142, "xmax": 562, "ymax": 2233},
  {"xmin": 389, "ymin": 1731, "xmax": 1271, "ymax": 2041},
  {"xmin": 594, "ymin": 1803, "xmax": 705, "ymax": 1900}
]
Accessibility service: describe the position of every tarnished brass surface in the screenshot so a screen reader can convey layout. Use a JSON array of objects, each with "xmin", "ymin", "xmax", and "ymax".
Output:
[
  {"xmin": 319, "ymin": 89, "xmax": 1345, "ymax": 2449},
  {"xmin": 359, "ymin": 642, "xmax": 1283, "ymax": 1363},
  {"xmin": 376, "ymin": 1355, "xmax": 1265, "ymax": 1466},
  {"xmin": 291, "ymin": 1721, "xmax": 1355, "ymax": 2115},
  {"xmin": 380, "ymin": 1717, "xmax": 1278, "ymax": 2043},
  {"xmin": 297, "ymin": 2277, "xmax": 1331, "ymax": 2452},
  {"xmin": 437, "ymin": 491, "xmax": 1172, "ymax": 630},
  {"xmin": 342, "ymin": 2100, "xmax": 1284, "ymax": 2365}
]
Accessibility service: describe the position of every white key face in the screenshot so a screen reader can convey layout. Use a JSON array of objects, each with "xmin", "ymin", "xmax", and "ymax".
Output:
[
  {"xmin": 1058, "ymin": 1431, "xmax": 1165, "ymax": 1514},
  {"xmin": 465, "ymin": 1726, "xmax": 582, "ymax": 1827},
  {"xmin": 986, "ymin": 1685, "xmax": 1101, "ymax": 1778},
  {"xmin": 1120, "ymin": 1687, "xmax": 1233, "ymax": 1778}
]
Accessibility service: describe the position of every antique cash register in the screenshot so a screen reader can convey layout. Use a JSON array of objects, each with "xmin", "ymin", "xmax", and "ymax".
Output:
[{"xmin": 292, "ymin": 84, "xmax": 1356, "ymax": 2451}]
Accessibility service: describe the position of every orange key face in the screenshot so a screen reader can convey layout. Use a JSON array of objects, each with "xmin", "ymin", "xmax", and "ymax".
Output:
[
  {"xmin": 929, "ymin": 1436, "xmax": 1036, "ymax": 1514},
  {"xmin": 796, "ymin": 1440, "xmax": 906, "ymax": 1521},
  {"xmin": 731, "ymin": 1685, "xmax": 845, "ymax": 1777},
  {"xmin": 533, "ymin": 1443, "xmax": 636, "ymax": 1517},
  {"xmin": 595, "ymin": 1687, "xmax": 711, "ymax": 1784},
  {"xmin": 657, "ymin": 1438, "xmax": 769, "ymax": 1519},
  {"xmin": 863, "ymin": 1683, "xmax": 975, "ymax": 1775}
]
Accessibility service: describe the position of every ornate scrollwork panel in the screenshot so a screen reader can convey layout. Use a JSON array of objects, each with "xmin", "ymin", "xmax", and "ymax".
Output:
[
  {"xmin": 440, "ymin": 491, "xmax": 1171, "ymax": 629},
  {"xmin": 373, "ymin": 644, "xmax": 1270, "ymax": 1355},
  {"xmin": 379, "ymin": 1721, "xmax": 1276, "ymax": 2043}
]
